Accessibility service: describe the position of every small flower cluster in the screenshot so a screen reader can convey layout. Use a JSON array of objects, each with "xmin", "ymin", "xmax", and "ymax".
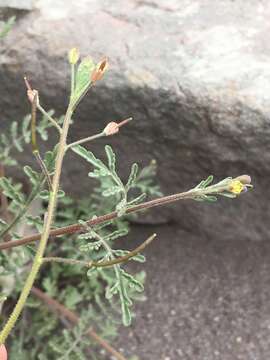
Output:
[{"xmin": 228, "ymin": 175, "xmax": 252, "ymax": 195}]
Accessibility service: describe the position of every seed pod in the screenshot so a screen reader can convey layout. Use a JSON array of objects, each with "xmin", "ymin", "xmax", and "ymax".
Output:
[
  {"xmin": 91, "ymin": 58, "xmax": 108, "ymax": 82},
  {"xmin": 27, "ymin": 89, "xmax": 39, "ymax": 104},
  {"xmin": 234, "ymin": 175, "xmax": 251, "ymax": 185},
  {"xmin": 103, "ymin": 122, "xmax": 119, "ymax": 136}
]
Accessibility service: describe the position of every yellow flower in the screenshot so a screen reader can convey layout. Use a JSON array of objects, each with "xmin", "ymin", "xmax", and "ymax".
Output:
[{"xmin": 229, "ymin": 180, "xmax": 245, "ymax": 194}]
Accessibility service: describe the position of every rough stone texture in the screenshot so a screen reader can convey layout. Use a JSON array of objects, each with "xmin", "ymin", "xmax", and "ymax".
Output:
[
  {"xmin": 117, "ymin": 224, "xmax": 270, "ymax": 360},
  {"xmin": 0, "ymin": 0, "xmax": 268, "ymax": 242},
  {"xmin": 0, "ymin": 0, "xmax": 33, "ymax": 10}
]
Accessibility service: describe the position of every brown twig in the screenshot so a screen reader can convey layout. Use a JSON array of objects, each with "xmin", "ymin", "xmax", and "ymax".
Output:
[
  {"xmin": 0, "ymin": 164, "xmax": 11, "ymax": 242},
  {"xmin": 0, "ymin": 190, "xmax": 193, "ymax": 251},
  {"xmin": 31, "ymin": 286, "xmax": 127, "ymax": 360},
  {"xmin": 42, "ymin": 233, "xmax": 156, "ymax": 268}
]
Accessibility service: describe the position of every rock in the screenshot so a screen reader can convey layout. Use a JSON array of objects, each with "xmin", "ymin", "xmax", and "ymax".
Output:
[
  {"xmin": 0, "ymin": 0, "xmax": 268, "ymax": 242},
  {"xmin": 0, "ymin": 0, "xmax": 33, "ymax": 11},
  {"xmin": 118, "ymin": 224, "xmax": 270, "ymax": 359}
]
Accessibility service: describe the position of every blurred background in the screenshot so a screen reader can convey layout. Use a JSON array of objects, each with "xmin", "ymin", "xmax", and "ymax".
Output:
[{"xmin": 0, "ymin": 0, "xmax": 270, "ymax": 359}]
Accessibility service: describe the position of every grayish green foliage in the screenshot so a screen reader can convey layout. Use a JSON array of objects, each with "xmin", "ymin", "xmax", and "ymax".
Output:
[
  {"xmin": 0, "ymin": 112, "xmax": 161, "ymax": 359},
  {"xmin": 0, "ymin": 16, "xmax": 15, "ymax": 39}
]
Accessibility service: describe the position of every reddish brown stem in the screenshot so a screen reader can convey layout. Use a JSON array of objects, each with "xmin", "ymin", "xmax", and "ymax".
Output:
[
  {"xmin": 0, "ymin": 190, "xmax": 192, "ymax": 251},
  {"xmin": 0, "ymin": 164, "xmax": 11, "ymax": 242},
  {"xmin": 31, "ymin": 286, "xmax": 127, "ymax": 360}
]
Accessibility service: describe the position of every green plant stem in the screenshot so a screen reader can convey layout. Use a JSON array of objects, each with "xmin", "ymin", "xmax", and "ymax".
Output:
[
  {"xmin": 43, "ymin": 257, "xmax": 92, "ymax": 267},
  {"xmin": 33, "ymin": 150, "xmax": 52, "ymax": 191},
  {"xmin": 0, "ymin": 105, "xmax": 73, "ymax": 344},
  {"xmin": 0, "ymin": 177, "xmax": 44, "ymax": 240},
  {"xmin": 42, "ymin": 233, "xmax": 156, "ymax": 268},
  {"xmin": 94, "ymin": 230, "xmax": 129, "ymax": 325},
  {"xmin": 71, "ymin": 63, "xmax": 75, "ymax": 98},
  {"xmin": 37, "ymin": 104, "xmax": 62, "ymax": 134},
  {"xmin": 0, "ymin": 186, "xmax": 220, "ymax": 251},
  {"xmin": 66, "ymin": 131, "xmax": 105, "ymax": 150}
]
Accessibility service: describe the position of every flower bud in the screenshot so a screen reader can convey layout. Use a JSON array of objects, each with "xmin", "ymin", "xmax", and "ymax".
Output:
[
  {"xmin": 68, "ymin": 48, "xmax": 79, "ymax": 65},
  {"xmin": 91, "ymin": 58, "xmax": 108, "ymax": 82},
  {"xmin": 234, "ymin": 175, "xmax": 251, "ymax": 185},
  {"xmin": 27, "ymin": 89, "xmax": 39, "ymax": 104},
  {"xmin": 103, "ymin": 122, "xmax": 119, "ymax": 136}
]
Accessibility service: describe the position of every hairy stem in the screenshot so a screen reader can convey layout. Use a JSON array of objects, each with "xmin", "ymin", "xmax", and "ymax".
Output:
[
  {"xmin": 66, "ymin": 131, "xmax": 105, "ymax": 150},
  {"xmin": 31, "ymin": 286, "xmax": 128, "ymax": 360},
  {"xmin": 0, "ymin": 188, "xmax": 201, "ymax": 251},
  {"xmin": 37, "ymin": 104, "xmax": 62, "ymax": 134},
  {"xmin": 42, "ymin": 233, "xmax": 156, "ymax": 268},
  {"xmin": 0, "ymin": 105, "xmax": 73, "ymax": 343},
  {"xmin": 0, "ymin": 164, "xmax": 11, "ymax": 241}
]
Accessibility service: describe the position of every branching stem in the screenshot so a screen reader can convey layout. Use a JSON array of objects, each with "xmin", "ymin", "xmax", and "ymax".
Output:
[
  {"xmin": 66, "ymin": 131, "xmax": 105, "ymax": 150},
  {"xmin": 0, "ymin": 103, "xmax": 73, "ymax": 343},
  {"xmin": 0, "ymin": 187, "xmax": 207, "ymax": 251},
  {"xmin": 42, "ymin": 233, "xmax": 156, "ymax": 269},
  {"xmin": 0, "ymin": 177, "xmax": 45, "ymax": 240},
  {"xmin": 37, "ymin": 104, "xmax": 62, "ymax": 134}
]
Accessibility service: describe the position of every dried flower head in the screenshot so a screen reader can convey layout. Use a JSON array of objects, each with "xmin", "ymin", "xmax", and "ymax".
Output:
[
  {"xmin": 27, "ymin": 89, "xmax": 39, "ymax": 104},
  {"xmin": 103, "ymin": 122, "xmax": 119, "ymax": 136},
  {"xmin": 234, "ymin": 175, "xmax": 251, "ymax": 185},
  {"xmin": 103, "ymin": 117, "xmax": 133, "ymax": 136},
  {"xmin": 91, "ymin": 58, "xmax": 109, "ymax": 82}
]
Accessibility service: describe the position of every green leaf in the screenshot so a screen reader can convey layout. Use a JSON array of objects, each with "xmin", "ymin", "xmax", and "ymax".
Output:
[
  {"xmin": 105, "ymin": 145, "xmax": 116, "ymax": 172},
  {"xmin": 57, "ymin": 190, "xmax": 65, "ymax": 198},
  {"xmin": 219, "ymin": 192, "xmax": 236, "ymax": 199},
  {"xmin": 64, "ymin": 287, "xmax": 83, "ymax": 310},
  {"xmin": 120, "ymin": 269, "xmax": 144, "ymax": 292},
  {"xmin": 113, "ymin": 249, "xmax": 146, "ymax": 263},
  {"xmin": 42, "ymin": 278, "xmax": 57, "ymax": 297},
  {"xmin": 73, "ymin": 57, "xmax": 95, "ymax": 102},
  {"xmin": 11, "ymin": 121, "xmax": 18, "ymax": 140},
  {"xmin": 121, "ymin": 299, "xmax": 132, "ymax": 327},
  {"xmin": 39, "ymin": 190, "xmax": 50, "ymax": 200},
  {"xmin": 0, "ymin": 177, "xmax": 24, "ymax": 206},
  {"xmin": 0, "ymin": 16, "xmax": 15, "ymax": 39},
  {"xmin": 44, "ymin": 149, "xmax": 57, "ymax": 173},
  {"xmin": 126, "ymin": 163, "xmax": 138, "ymax": 190},
  {"xmin": 105, "ymin": 282, "xmax": 119, "ymax": 299},
  {"xmin": 79, "ymin": 241, "xmax": 102, "ymax": 252},
  {"xmin": 203, "ymin": 195, "xmax": 217, "ymax": 202},
  {"xmin": 116, "ymin": 198, "xmax": 127, "ymax": 216},
  {"xmin": 22, "ymin": 115, "xmax": 31, "ymax": 143},
  {"xmin": 102, "ymin": 186, "xmax": 122, "ymax": 197},
  {"xmin": 195, "ymin": 175, "xmax": 214, "ymax": 189},
  {"xmin": 104, "ymin": 229, "xmax": 128, "ymax": 241},
  {"xmin": 26, "ymin": 215, "xmax": 43, "ymax": 232},
  {"xmin": 72, "ymin": 145, "xmax": 107, "ymax": 171},
  {"xmin": 127, "ymin": 193, "xmax": 146, "ymax": 206},
  {"xmin": 24, "ymin": 165, "xmax": 40, "ymax": 186},
  {"xmin": 39, "ymin": 189, "xmax": 64, "ymax": 200}
]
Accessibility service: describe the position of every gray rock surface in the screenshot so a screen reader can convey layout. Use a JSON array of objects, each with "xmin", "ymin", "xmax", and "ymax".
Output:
[
  {"xmin": 0, "ymin": 1, "xmax": 268, "ymax": 242},
  {"xmin": 117, "ymin": 224, "xmax": 270, "ymax": 360},
  {"xmin": 0, "ymin": 0, "xmax": 33, "ymax": 10}
]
